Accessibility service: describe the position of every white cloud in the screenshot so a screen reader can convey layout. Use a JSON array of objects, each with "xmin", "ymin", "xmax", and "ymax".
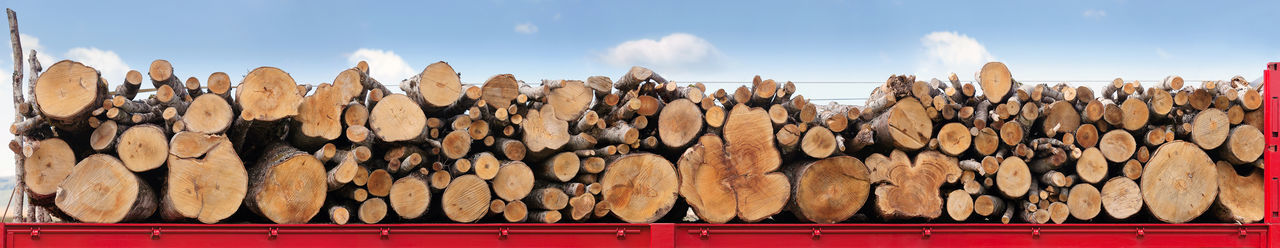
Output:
[
  {"xmin": 599, "ymin": 33, "xmax": 723, "ymax": 72},
  {"xmin": 918, "ymin": 31, "xmax": 995, "ymax": 78},
  {"xmin": 10, "ymin": 34, "xmax": 56, "ymax": 71},
  {"xmin": 514, "ymin": 22, "xmax": 539, "ymax": 34},
  {"xmin": 65, "ymin": 47, "xmax": 130, "ymax": 85},
  {"xmin": 1083, "ymin": 9, "xmax": 1107, "ymax": 18},
  {"xmin": 553, "ymin": 13, "xmax": 562, "ymax": 21},
  {"xmin": 1155, "ymin": 48, "xmax": 1172, "ymax": 59},
  {"xmin": 347, "ymin": 48, "xmax": 416, "ymax": 83}
]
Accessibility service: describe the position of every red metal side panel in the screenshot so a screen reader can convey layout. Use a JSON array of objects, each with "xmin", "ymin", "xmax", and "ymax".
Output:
[
  {"xmin": 673, "ymin": 224, "xmax": 1268, "ymax": 248},
  {"xmin": 3, "ymin": 223, "xmax": 651, "ymax": 248}
]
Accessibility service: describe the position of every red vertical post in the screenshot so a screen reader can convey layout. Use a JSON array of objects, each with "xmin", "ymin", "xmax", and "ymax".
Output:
[
  {"xmin": 649, "ymin": 223, "xmax": 675, "ymax": 248},
  {"xmin": 1266, "ymin": 63, "xmax": 1280, "ymax": 224},
  {"xmin": 1266, "ymin": 63, "xmax": 1280, "ymax": 248}
]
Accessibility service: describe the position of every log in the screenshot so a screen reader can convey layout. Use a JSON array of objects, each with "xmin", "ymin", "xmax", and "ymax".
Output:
[
  {"xmin": 206, "ymin": 72, "xmax": 232, "ymax": 100},
  {"xmin": 505, "ymin": 200, "xmax": 529, "ymax": 223},
  {"xmin": 866, "ymin": 150, "xmax": 961, "ymax": 219},
  {"xmin": 800, "ymin": 126, "xmax": 837, "ymax": 159},
  {"xmin": 1119, "ymin": 98, "xmax": 1148, "ymax": 131},
  {"xmin": 402, "ymin": 61, "xmax": 462, "ymax": 110},
  {"xmin": 937, "ymin": 122, "xmax": 970, "ymax": 156},
  {"xmin": 442, "ymin": 174, "xmax": 491, "ymax": 223},
  {"xmin": 1041, "ymin": 101, "xmax": 1079, "ymax": 135},
  {"xmin": 357, "ymin": 198, "xmax": 387, "ymax": 224},
  {"xmin": 35, "ymin": 60, "xmax": 107, "ymax": 132},
  {"xmin": 784, "ymin": 156, "xmax": 870, "ymax": 224},
  {"xmin": 1212, "ymin": 161, "xmax": 1263, "ymax": 223},
  {"xmin": 615, "ymin": 66, "xmax": 665, "ymax": 92},
  {"xmin": 162, "ymin": 132, "xmax": 247, "ymax": 223},
  {"xmin": 973, "ymin": 127, "xmax": 999, "ymax": 155},
  {"xmin": 114, "ymin": 70, "xmax": 143, "ymax": 100},
  {"xmin": 1187, "ymin": 108, "xmax": 1229, "ymax": 150},
  {"xmin": 1076, "ymin": 147, "xmax": 1107, "ymax": 184},
  {"xmin": 1142, "ymin": 141, "xmax": 1216, "ymax": 223},
  {"xmin": 978, "ymin": 62, "xmax": 1014, "ymax": 103},
  {"xmin": 946, "ymin": 189, "xmax": 973, "ymax": 221},
  {"xmin": 995, "ymin": 157, "xmax": 1030, "ymax": 199},
  {"xmin": 389, "ymin": 173, "xmax": 431, "ymax": 220},
  {"xmin": 481, "ymin": 74, "xmax": 519, "ymax": 109},
  {"xmin": 244, "ymin": 142, "xmax": 327, "ymax": 224},
  {"xmin": 55, "ymin": 154, "xmax": 157, "ymax": 223},
  {"xmin": 1219, "ymin": 125, "xmax": 1263, "ymax": 165},
  {"xmin": 657, "ymin": 99, "xmax": 703, "ymax": 149},
  {"xmin": 1067, "ymin": 183, "xmax": 1101, "ymax": 221},
  {"xmin": 541, "ymin": 152, "xmax": 581, "ymax": 182},
  {"xmin": 1100, "ymin": 177, "xmax": 1142, "ymax": 220},
  {"xmin": 973, "ymin": 195, "xmax": 1006, "ymax": 217},
  {"xmin": 367, "ymin": 169, "xmax": 392, "ymax": 197},
  {"xmin": 149, "ymin": 60, "xmax": 187, "ymax": 100},
  {"xmin": 22, "ymin": 138, "xmax": 75, "ymax": 202},
  {"xmin": 326, "ymin": 205, "xmax": 350, "ymax": 225},
  {"xmin": 870, "ymin": 97, "xmax": 931, "ymax": 150},
  {"xmin": 183, "ymin": 94, "xmax": 234, "ymax": 134},
  {"xmin": 603, "ymin": 153, "xmax": 678, "ymax": 223},
  {"xmin": 529, "ymin": 210, "xmax": 561, "ymax": 223},
  {"xmin": 523, "ymin": 105, "xmax": 571, "ymax": 157},
  {"xmin": 235, "ymin": 67, "xmax": 304, "ymax": 122},
  {"xmin": 546, "ymin": 80, "xmax": 594, "ymax": 121},
  {"xmin": 525, "ymin": 187, "xmax": 569, "ymax": 210},
  {"xmin": 118, "ymin": 124, "xmax": 168, "ymax": 172},
  {"xmin": 491, "ymin": 161, "xmax": 534, "ymax": 201},
  {"xmin": 677, "ymin": 107, "xmax": 787, "ymax": 223},
  {"xmin": 471, "ymin": 152, "xmax": 500, "ymax": 180},
  {"xmin": 368, "ymin": 94, "xmax": 427, "ymax": 142},
  {"xmin": 291, "ymin": 83, "xmax": 348, "ymax": 149},
  {"xmin": 565, "ymin": 193, "xmax": 596, "ymax": 221},
  {"xmin": 1099, "ymin": 130, "xmax": 1135, "ymax": 163},
  {"xmin": 89, "ymin": 120, "xmax": 122, "ymax": 152}
]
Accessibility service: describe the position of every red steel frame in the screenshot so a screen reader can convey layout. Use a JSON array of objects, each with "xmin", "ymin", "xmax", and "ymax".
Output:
[{"xmin": 2, "ymin": 64, "xmax": 1278, "ymax": 247}]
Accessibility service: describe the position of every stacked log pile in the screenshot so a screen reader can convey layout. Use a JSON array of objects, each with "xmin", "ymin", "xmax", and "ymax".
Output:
[{"xmin": 5, "ymin": 12, "xmax": 1265, "ymax": 224}]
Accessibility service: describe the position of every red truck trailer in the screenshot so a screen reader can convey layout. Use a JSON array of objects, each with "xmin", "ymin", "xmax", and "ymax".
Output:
[{"xmin": 3, "ymin": 63, "xmax": 1278, "ymax": 247}]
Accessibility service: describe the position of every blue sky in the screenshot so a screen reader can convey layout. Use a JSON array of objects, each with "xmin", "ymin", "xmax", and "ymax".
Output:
[{"xmin": 0, "ymin": 0, "xmax": 1275, "ymax": 175}]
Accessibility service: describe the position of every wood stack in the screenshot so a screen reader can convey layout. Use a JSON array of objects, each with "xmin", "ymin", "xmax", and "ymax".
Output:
[{"xmin": 6, "ymin": 17, "xmax": 1265, "ymax": 225}]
